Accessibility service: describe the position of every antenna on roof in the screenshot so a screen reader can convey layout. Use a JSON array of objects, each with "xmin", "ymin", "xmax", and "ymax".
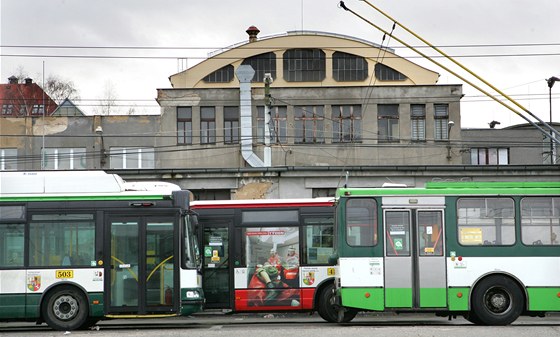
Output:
[{"xmin": 344, "ymin": 171, "xmax": 349, "ymax": 188}]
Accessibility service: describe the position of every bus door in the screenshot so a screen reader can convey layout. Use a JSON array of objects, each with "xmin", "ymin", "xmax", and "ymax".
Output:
[
  {"xmin": 105, "ymin": 216, "xmax": 177, "ymax": 314},
  {"xmin": 200, "ymin": 222, "xmax": 231, "ymax": 309},
  {"xmin": 383, "ymin": 201, "xmax": 446, "ymax": 309}
]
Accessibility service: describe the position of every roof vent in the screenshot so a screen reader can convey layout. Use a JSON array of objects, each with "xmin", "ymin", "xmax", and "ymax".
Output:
[
  {"xmin": 8, "ymin": 76, "xmax": 18, "ymax": 84},
  {"xmin": 24, "ymin": 78, "xmax": 33, "ymax": 85},
  {"xmin": 246, "ymin": 25, "xmax": 260, "ymax": 43}
]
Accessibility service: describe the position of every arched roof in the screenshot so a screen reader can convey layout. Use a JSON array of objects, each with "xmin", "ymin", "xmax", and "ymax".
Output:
[{"xmin": 169, "ymin": 30, "xmax": 439, "ymax": 89}]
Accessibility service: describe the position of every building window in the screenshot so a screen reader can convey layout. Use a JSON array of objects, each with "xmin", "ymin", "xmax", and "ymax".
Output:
[
  {"xmin": 470, "ymin": 148, "xmax": 509, "ymax": 165},
  {"xmin": 109, "ymin": 147, "xmax": 155, "ymax": 169},
  {"xmin": 411, "ymin": 104, "xmax": 426, "ymax": 141},
  {"xmin": 0, "ymin": 148, "xmax": 17, "ymax": 171},
  {"xmin": 283, "ymin": 49, "xmax": 326, "ymax": 82},
  {"xmin": 378, "ymin": 104, "xmax": 399, "ymax": 142},
  {"xmin": 294, "ymin": 105, "xmax": 324, "ymax": 143},
  {"xmin": 31, "ymin": 104, "xmax": 45, "ymax": 115},
  {"xmin": 224, "ymin": 106, "xmax": 239, "ymax": 144},
  {"xmin": 312, "ymin": 188, "xmax": 336, "ymax": 198},
  {"xmin": 42, "ymin": 148, "xmax": 87, "ymax": 170},
  {"xmin": 332, "ymin": 105, "xmax": 362, "ymax": 143},
  {"xmin": 457, "ymin": 198, "xmax": 515, "ymax": 246},
  {"xmin": 191, "ymin": 189, "xmax": 231, "ymax": 201},
  {"xmin": 332, "ymin": 52, "xmax": 368, "ymax": 81},
  {"xmin": 177, "ymin": 107, "xmax": 192, "ymax": 145},
  {"xmin": 375, "ymin": 63, "xmax": 406, "ymax": 81},
  {"xmin": 200, "ymin": 107, "xmax": 216, "ymax": 144},
  {"xmin": 257, "ymin": 106, "xmax": 288, "ymax": 144},
  {"xmin": 1, "ymin": 104, "xmax": 13, "ymax": 115},
  {"xmin": 241, "ymin": 52, "xmax": 277, "ymax": 83},
  {"xmin": 434, "ymin": 104, "xmax": 449, "ymax": 140},
  {"xmin": 203, "ymin": 65, "xmax": 234, "ymax": 83}
]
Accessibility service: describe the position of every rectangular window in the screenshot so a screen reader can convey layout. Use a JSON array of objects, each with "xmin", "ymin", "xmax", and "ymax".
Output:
[
  {"xmin": 28, "ymin": 213, "xmax": 96, "ymax": 267},
  {"xmin": 242, "ymin": 226, "xmax": 300, "ymax": 291},
  {"xmin": 257, "ymin": 106, "xmax": 288, "ymax": 144},
  {"xmin": 224, "ymin": 106, "xmax": 239, "ymax": 144},
  {"xmin": 346, "ymin": 198, "xmax": 377, "ymax": 246},
  {"xmin": 294, "ymin": 105, "xmax": 324, "ymax": 143},
  {"xmin": 0, "ymin": 223, "xmax": 25, "ymax": 267},
  {"xmin": 31, "ymin": 104, "xmax": 45, "ymax": 115},
  {"xmin": 521, "ymin": 197, "xmax": 559, "ymax": 246},
  {"xmin": 457, "ymin": 198, "xmax": 515, "ymax": 246},
  {"xmin": 411, "ymin": 104, "xmax": 426, "ymax": 141},
  {"xmin": 332, "ymin": 105, "xmax": 362, "ymax": 143},
  {"xmin": 0, "ymin": 148, "xmax": 17, "ymax": 171},
  {"xmin": 200, "ymin": 106, "xmax": 216, "ymax": 144},
  {"xmin": 385, "ymin": 210, "xmax": 411, "ymax": 256},
  {"xmin": 470, "ymin": 148, "xmax": 509, "ymax": 165},
  {"xmin": 109, "ymin": 147, "xmax": 155, "ymax": 169},
  {"xmin": 1, "ymin": 104, "xmax": 13, "ymax": 115},
  {"xmin": 434, "ymin": 104, "xmax": 449, "ymax": 140},
  {"xmin": 378, "ymin": 104, "xmax": 399, "ymax": 142},
  {"xmin": 177, "ymin": 107, "xmax": 192, "ymax": 145},
  {"xmin": 42, "ymin": 148, "xmax": 87, "ymax": 170},
  {"xmin": 303, "ymin": 217, "xmax": 334, "ymax": 265}
]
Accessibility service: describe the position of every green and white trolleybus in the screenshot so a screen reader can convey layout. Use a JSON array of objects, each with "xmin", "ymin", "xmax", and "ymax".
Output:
[
  {"xmin": 333, "ymin": 181, "xmax": 560, "ymax": 325},
  {"xmin": 0, "ymin": 171, "xmax": 203, "ymax": 330}
]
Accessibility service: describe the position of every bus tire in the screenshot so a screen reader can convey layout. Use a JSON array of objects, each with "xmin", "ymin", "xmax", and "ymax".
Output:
[
  {"xmin": 42, "ymin": 286, "xmax": 89, "ymax": 331},
  {"xmin": 470, "ymin": 275, "xmax": 524, "ymax": 325},
  {"xmin": 317, "ymin": 283, "xmax": 338, "ymax": 322}
]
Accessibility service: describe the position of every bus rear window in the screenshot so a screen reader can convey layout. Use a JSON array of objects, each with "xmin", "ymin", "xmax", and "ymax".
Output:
[{"xmin": 345, "ymin": 198, "xmax": 377, "ymax": 246}]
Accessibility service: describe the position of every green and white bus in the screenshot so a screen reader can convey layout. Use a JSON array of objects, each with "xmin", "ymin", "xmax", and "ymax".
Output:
[
  {"xmin": 0, "ymin": 171, "xmax": 203, "ymax": 330},
  {"xmin": 333, "ymin": 181, "xmax": 560, "ymax": 325}
]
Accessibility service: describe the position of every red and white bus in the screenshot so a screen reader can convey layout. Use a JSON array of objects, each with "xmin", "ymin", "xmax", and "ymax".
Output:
[{"xmin": 191, "ymin": 198, "xmax": 340, "ymax": 321}]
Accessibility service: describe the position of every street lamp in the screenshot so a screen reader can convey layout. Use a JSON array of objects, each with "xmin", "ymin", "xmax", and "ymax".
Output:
[
  {"xmin": 95, "ymin": 126, "xmax": 107, "ymax": 168},
  {"xmin": 547, "ymin": 76, "xmax": 559, "ymax": 164}
]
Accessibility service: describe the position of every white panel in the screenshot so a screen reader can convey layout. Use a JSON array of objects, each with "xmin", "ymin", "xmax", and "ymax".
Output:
[
  {"xmin": 234, "ymin": 268, "xmax": 248, "ymax": 289},
  {"xmin": 180, "ymin": 269, "xmax": 200, "ymax": 288},
  {"xmin": 447, "ymin": 256, "xmax": 560, "ymax": 287},
  {"xmin": 0, "ymin": 270, "xmax": 27, "ymax": 293},
  {"xmin": 24, "ymin": 269, "xmax": 104, "ymax": 294},
  {"xmin": 339, "ymin": 257, "xmax": 384, "ymax": 287},
  {"xmin": 300, "ymin": 266, "xmax": 335, "ymax": 288},
  {"xmin": 383, "ymin": 196, "xmax": 445, "ymax": 207}
]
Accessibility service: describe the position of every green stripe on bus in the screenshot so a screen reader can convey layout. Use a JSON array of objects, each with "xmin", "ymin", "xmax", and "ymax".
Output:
[
  {"xmin": 341, "ymin": 288, "xmax": 384, "ymax": 311},
  {"xmin": 448, "ymin": 288, "xmax": 470, "ymax": 311},
  {"xmin": 527, "ymin": 288, "xmax": 560, "ymax": 311},
  {"xmin": 385, "ymin": 288, "xmax": 412, "ymax": 308},
  {"xmin": 0, "ymin": 294, "xmax": 26, "ymax": 319},
  {"xmin": 419, "ymin": 288, "xmax": 447, "ymax": 307}
]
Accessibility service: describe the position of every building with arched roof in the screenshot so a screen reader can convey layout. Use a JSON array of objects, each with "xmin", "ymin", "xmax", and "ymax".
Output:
[{"xmin": 157, "ymin": 28, "xmax": 463, "ymax": 175}]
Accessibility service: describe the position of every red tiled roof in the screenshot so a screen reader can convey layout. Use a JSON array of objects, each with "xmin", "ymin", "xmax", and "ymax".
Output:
[{"xmin": 0, "ymin": 80, "xmax": 58, "ymax": 117}]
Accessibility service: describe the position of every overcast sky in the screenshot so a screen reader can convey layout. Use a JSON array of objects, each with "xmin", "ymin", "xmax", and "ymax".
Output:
[{"xmin": 1, "ymin": 0, "xmax": 559, "ymax": 128}]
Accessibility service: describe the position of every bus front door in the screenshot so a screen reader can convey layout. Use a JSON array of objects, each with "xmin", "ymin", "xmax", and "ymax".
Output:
[
  {"xmin": 384, "ymin": 208, "xmax": 447, "ymax": 309},
  {"xmin": 106, "ymin": 216, "xmax": 177, "ymax": 315},
  {"xmin": 200, "ymin": 224, "xmax": 231, "ymax": 309}
]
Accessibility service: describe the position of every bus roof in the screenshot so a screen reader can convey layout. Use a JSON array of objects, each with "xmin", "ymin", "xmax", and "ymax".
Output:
[
  {"xmin": 337, "ymin": 181, "xmax": 560, "ymax": 197},
  {"xmin": 191, "ymin": 197, "xmax": 335, "ymax": 209},
  {"xmin": 0, "ymin": 171, "xmax": 182, "ymax": 198}
]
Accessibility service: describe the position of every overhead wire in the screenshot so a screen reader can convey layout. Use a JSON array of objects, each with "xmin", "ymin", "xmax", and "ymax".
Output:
[{"xmin": 338, "ymin": 0, "xmax": 560, "ymax": 146}]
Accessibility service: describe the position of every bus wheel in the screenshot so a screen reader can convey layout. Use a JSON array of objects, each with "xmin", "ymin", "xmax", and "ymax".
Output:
[
  {"xmin": 42, "ymin": 286, "xmax": 89, "ymax": 331},
  {"xmin": 471, "ymin": 275, "xmax": 524, "ymax": 325},
  {"xmin": 317, "ymin": 283, "xmax": 338, "ymax": 322}
]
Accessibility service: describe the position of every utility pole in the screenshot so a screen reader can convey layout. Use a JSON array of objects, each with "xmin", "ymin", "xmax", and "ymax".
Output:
[{"xmin": 264, "ymin": 73, "xmax": 273, "ymax": 167}]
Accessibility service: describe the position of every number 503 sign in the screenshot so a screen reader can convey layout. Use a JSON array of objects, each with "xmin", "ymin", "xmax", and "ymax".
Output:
[{"xmin": 55, "ymin": 270, "xmax": 74, "ymax": 279}]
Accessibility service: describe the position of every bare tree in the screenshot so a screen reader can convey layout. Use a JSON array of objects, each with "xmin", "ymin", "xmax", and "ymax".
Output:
[
  {"xmin": 43, "ymin": 75, "xmax": 80, "ymax": 104},
  {"xmin": 95, "ymin": 80, "xmax": 119, "ymax": 115}
]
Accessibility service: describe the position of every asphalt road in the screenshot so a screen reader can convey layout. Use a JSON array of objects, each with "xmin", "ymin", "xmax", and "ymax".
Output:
[{"xmin": 1, "ymin": 312, "xmax": 559, "ymax": 337}]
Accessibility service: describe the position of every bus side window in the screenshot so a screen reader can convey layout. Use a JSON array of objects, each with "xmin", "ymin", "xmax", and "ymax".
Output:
[{"xmin": 0, "ymin": 224, "xmax": 24, "ymax": 267}]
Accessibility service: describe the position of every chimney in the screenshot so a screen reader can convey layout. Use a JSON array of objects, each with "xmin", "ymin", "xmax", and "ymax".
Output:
[
  {"xmin": 246, "ymin": 26, "xmax": 260, "ymax": 43},
  {"xmin": 8, "ymin": 76, "xmax": 18, "ymax": 84},
  {"xmin": 24, "ymin": 78, "xmax": 33, "ymax": 85}
]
